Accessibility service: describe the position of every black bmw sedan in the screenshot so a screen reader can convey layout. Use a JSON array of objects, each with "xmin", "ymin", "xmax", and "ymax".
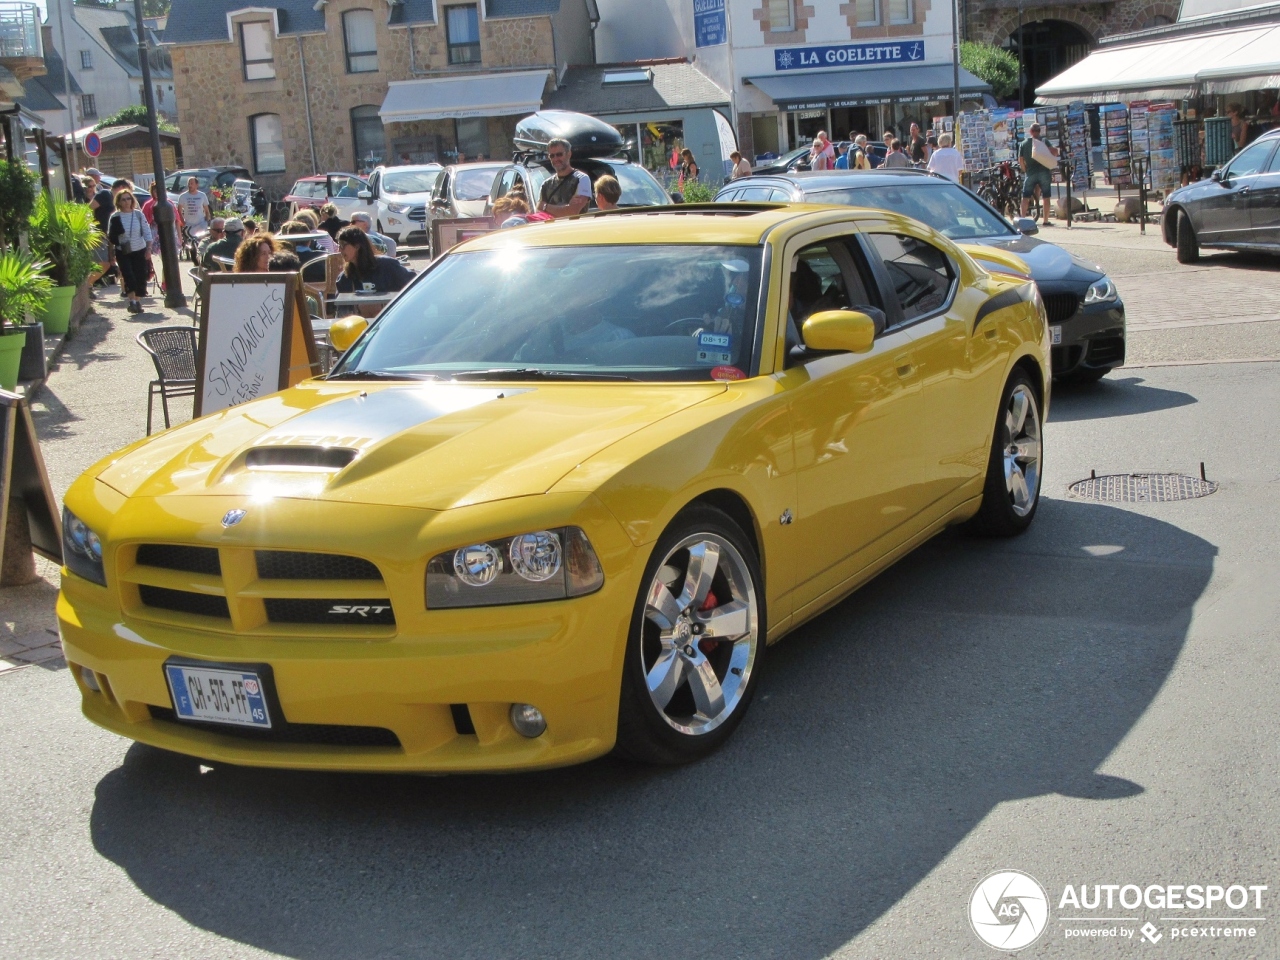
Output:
[
  {"xmin": 1162, "ymin": 127, "xmax": 1280, "ymax": 263},
  {"xmin": 716, "ymin": 170, "xmax": 1126, "ymax": 383}
]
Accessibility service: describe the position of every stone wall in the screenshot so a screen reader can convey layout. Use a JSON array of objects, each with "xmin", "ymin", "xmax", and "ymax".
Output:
[
  {"xmin": 171, "ymin": 2, "xmax": 559, "ymax": 195},
  {"xmin": 966, "ymin": 0, "xmax": 1181, "ymax": 46}
]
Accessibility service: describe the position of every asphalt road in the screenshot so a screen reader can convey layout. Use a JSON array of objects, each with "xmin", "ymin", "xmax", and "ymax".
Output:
[{"xmin": 2, "ymin": 236, "xmax": 1279, "ymax": 959}]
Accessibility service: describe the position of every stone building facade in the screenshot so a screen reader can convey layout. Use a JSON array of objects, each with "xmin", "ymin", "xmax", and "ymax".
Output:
[{"xmin": 163, "ymin": 0, "xmax": 595, "ymax": 196}]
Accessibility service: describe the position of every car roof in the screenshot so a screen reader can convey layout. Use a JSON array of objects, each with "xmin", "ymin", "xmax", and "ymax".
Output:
[
  {"xmin": 377, "ymin": 163, "xmax": 442, "ymax": 171},
  {"xmin": 447, "ymin": 161, "xmax": 507, "ymax": 171},
  {"xmin": 459, "ymin": 203, "xmax": 917, "ymax": 251},
  {"xmin": 733, "ymin": 170, "xmax": 948, "ymax": 190}
]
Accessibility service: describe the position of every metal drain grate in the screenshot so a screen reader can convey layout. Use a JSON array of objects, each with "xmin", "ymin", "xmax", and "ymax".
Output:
[{"xmin": 1068, "ymin": 473, "xmax": 1218, "ymax": 503}]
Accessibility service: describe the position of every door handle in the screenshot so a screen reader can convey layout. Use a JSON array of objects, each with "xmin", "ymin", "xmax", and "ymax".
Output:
[{"xmin": 894, "ymin": 354, "xmax": 915, "ymax": 378}]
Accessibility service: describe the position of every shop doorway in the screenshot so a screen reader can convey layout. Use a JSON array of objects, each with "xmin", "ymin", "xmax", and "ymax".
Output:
[
  {"xmin": 793, "ymin": 109, "xmax": 828, "ymax": 146},
  {"xmin": 830, "ymin": 107, "xmax": 873, "ymax": 141},
  {"xmin": 1003, "ymin": 20, "xmax": 1092, "ymax": 107}
]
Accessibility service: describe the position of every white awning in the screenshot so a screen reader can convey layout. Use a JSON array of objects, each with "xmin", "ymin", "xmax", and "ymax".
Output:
[
  {"xmin": 1036, "ymin": 23, "xmax": 1280, "ymax": 104},
  {"xmin": 379, "ymin": 70, "xmax": 550, "ymax": 123}
]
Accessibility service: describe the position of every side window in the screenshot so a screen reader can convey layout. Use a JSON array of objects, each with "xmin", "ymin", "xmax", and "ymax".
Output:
[
  {"xmin": 1266, "ymin": 143, "xmax": 1280, "ymax": 173},
  {"xmin": 1224, "ymin": 140, "xmax": 1274, "ymax": 179},
  {"xmin": 739, "ymin": 185, "xmax": 774, "ymax": 201},
  {"xmin": 867, "ymin": 232, "xmax": 954, "ymax": 324},
  {"xmin": 494, "ymin": 169, "xmax": 516, "ymax": 200},
  {"xmin": 769, "ymin": 188, "xmax": 794, "ymax": 201},
  {"xmin": 788, "ymin": 237, "xmax": 880, "ymax": 360}
]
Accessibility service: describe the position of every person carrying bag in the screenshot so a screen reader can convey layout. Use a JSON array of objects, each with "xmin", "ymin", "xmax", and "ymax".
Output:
[{"xmin": 107, "ymin": 190, "xmax": 154, "ymax": 314}]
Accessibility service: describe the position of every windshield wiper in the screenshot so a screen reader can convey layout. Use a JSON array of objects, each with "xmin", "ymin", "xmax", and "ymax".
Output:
[
  {"xmin": 450, "ymin": 368, "xmax": 638, "ymax": 382},
  {"xmin": 326, "ymin": 370, "xmax": 439, "ymax": 382}
]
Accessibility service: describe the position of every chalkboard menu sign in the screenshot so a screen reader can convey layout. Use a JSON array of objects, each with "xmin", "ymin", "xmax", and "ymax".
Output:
[
  {"xmin": 0, "ymin": 389, "xmax": 61, "ymax": 584},
  {"xmin": 195, "ymin": 273, "xmax": 320, "ymax": 417}
]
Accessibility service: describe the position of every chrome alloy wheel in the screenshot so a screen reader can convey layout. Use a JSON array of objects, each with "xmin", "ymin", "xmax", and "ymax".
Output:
[
  {"xmin": 1003, "ymin": 383, "xmax": 1042, "ymax": 517},
  {"xmin": 641, "ymin": 534, "xmax": 759, "ymax": 737}
]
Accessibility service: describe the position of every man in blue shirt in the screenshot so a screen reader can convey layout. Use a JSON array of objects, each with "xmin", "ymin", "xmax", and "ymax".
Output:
[{"xmin": 833, "ymin": 142, "xmax": 851, "ymax": 169}]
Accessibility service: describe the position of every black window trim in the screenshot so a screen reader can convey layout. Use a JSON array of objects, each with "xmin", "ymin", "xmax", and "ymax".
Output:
[
  {"xmin": 342, "ymin": 9, "xmax": 379, "ymax": 74},
  {"xmin": 860, "ymin": 228, "xmax": 958, "ymax": 333},
  {"xmin": 239, "ymin": 20, "xmax": 276, "ymax": 81}
]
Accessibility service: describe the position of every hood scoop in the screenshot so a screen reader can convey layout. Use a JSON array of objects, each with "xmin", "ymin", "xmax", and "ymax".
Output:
[{"xmin": 245, "ymin": 446, "xmax": 358, "ymax": 473}]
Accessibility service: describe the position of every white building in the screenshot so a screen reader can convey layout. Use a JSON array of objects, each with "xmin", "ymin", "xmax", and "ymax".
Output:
[
  {"xmin": 42, "ymin": 0, "xmax": 174, "ymax": 138},
  {"xmin": 596, "ymin": 0, "xmax": 987, "ymax": 158}
]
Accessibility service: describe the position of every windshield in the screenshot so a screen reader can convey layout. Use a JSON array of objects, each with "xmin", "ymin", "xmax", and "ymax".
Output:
[
  {"xmin": 384, "ymin": 170, "xmax": 441, "ymax": 194},
  {"xmin": 333, "ymin": 245, "xmax": 763, "ymax": 382},
  {"xmin": 608, "ymin": 164, "xmax": 669, "ymax": 206},
  {"xmin": 810, "ymin": 183, "xmax": 1015, "ymax": 240},
  {"xmin": 455, "ymin": 168, "xmax": 501, "ymax": 201}
]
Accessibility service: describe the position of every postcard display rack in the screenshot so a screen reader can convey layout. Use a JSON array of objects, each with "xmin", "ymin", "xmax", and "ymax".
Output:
[
  {"xmin": 1100, "ymin": 104, "xmax": 1132, "ymax": 187},
  {"xmin": 958, "ymin": 111, "xmax": 993, "ymax": 173},
  {"xmin": 989, "ymin": 109, "xmax": 1018, "ymax": 164},
  {"xmin": 1145, "ymin": 103, "xmax": 1179, "ymax": 191},
  {"xmin": 1064, "ymin": 102, "xmax": 1091, "ymax": 190}
]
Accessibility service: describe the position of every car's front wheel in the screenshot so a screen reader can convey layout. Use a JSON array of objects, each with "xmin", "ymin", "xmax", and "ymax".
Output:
[
  {"xmin": 615, "ymin": 505, "xmax": 764, "ymax": 764},
  {"xmin": 1176, "ymin": 210, "xmax": 1200, "ymax": 264},
  {"xmin": 966, "ymin": 369, "xmax": 1043, "ymax": 536}
]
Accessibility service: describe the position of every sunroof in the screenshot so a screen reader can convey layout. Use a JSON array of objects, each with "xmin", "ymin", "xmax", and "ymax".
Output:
[{"xmin": 603, "ymin": 68, "xmax": 652, "ymax": 84}]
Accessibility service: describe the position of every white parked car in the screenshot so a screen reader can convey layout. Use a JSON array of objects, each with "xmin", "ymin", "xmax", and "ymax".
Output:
[{"xmin": 358, "ymin": 164, "xmax": 443, "ymax": 247}]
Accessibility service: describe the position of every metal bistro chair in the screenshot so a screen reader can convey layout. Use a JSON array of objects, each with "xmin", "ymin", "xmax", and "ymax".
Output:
[{"xmin": 136, "ymin": 326, "xmax": 198, "ymax": 434}]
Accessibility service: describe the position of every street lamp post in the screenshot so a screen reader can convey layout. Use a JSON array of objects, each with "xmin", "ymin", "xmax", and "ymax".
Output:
[
  {"xmin": 131, "ymin": 0, "xmax": 185, "ymax": 308},
  {"xmin": 951, "ymin": 0, "xmax": 961, "ymax": 121}
]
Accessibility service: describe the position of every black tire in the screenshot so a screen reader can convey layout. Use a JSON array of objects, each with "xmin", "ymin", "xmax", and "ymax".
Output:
[
  {"xmin": 615, "ymin": 504, "xmax": 765, "ymax": 764},
  {"xmin": 965, "ymin": 369, "xmax": 1044, "ymax": 537},
  {"xmin": 1176, "ymin": 210, "xmax": 1200, "ymax": 264}
]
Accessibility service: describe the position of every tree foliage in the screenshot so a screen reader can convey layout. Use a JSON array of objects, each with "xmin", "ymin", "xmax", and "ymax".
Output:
[
  {"xmin": 94, "ymin": 104, "xmax": 178, "ymax": 133},
  {"xmin": 960, "ymin": 41, "xmax": 1020, "ymax": 100},
  {"xmin": 76, "ymin": 0, "xmax": 170, "ymax": 15}
]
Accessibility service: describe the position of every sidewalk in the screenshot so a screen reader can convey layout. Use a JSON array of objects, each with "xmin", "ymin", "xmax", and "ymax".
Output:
[{"xmin": 2, "ymin": 270, "xmax": 200, "ymax": 676}]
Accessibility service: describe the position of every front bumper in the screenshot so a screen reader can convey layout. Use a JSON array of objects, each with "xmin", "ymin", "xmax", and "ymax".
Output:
[
  {"xmin": 58, "ymin": 491, "xmax": 641, "ymax": 773},
  {"xmin": 1048, "ymin": 300, "xmax": 1126, "ymax": 377}
]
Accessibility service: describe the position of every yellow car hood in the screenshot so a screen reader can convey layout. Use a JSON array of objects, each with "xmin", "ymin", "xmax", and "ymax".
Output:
[{"xmin": 96, "ymin": 380, "xmax": 726, "ymax": 510}]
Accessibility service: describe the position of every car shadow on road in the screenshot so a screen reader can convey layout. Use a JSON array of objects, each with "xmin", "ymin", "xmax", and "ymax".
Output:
[
  {"xmin": 88, "ymin": 499, "xmax": 1214, "ymax": 960},
  {"xmin": 1049, "ymin": 374, "xmax": 1197, "ymax": 422}
]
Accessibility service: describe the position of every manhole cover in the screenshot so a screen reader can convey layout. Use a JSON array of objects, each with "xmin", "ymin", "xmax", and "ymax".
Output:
[{"xmin": 1068, "ymin": 473, "xmax": 1218, "ymax": 503}]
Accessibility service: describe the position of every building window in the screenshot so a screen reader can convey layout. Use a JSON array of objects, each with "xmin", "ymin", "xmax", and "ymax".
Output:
[
  {"xmin": 156, "ymin": 84, "xmax": 164, "ymax": 103},
  {"xmin": 856, "ymin": 0, "xmax": 879, "ymax": 25},
  {"xmin": 455, "ymin": 116, "xmax": 488, "ymax": 159},
  {"xmin": 79, "ymin": 49, "xmax": 93, "ymax": 69},
  {"xmin": 250, "ymin": 113, "xmax": 286, "ymax": 173},
  {"xmin": 240, "ymin": 21, "xmax": 275, "ymax": 81},
  {"xmin": 81, "ymin": 94, "xmax": 97, "ymax": 118},
  {"xmin": 343, "ymin": 10, "xmax": 379, "ymax": 73},
  {"xmin": 351, "ymin": 105, "xmax": 386, "ymax": 172},
  {"xmin": 766, "ymin": 0, "xmax": 793, "ymax": 31},
  {"xmin": 887, "ymin": 0, "xmax": 912, "ymax": 23},
  {"xmin": 446, "ymin": 5, "xmax": 481, "ymax": 64}
]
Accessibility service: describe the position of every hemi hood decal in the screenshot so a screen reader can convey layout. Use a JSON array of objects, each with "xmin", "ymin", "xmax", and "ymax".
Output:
[{"xmin": 974, "ymin": 282, "xmax": 1038, "ymax": 329}]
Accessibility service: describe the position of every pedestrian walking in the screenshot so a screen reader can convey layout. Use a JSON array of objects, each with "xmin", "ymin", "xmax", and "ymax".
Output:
[
  {"xmin": 883, "ymin": 139, "xmax": 912, "ymax": 168},
  {"xmin": 106, "ymin": 190, "xmax": 152, "ymax": 313},
  {"xmin": 538, "ymin": 138, "xmax": 592, "ymax": 218},
  {"xmin": 927, "ymin": 133, "xmax": 965, "ymax": 181},
  {"xmin": 852, "ymin": 135, "xmax": 872, "ymax": 170},
  {"xmin": 176, "ymin": 177, "xmax": 211, "ymax": 235},
  {"xmin": 809, "ymin": 131, "xmax": 835, "ymax": 171},
  {"xmin": 1019, "ymin": 123, "xmax": 1058, "ymax": 226},
  {"xmin": 729, "ymin": 150, "xmax": 752, "ymax": 180},
  {"xmin": 679, "ymin": 148, "xmax": 700, "ymax": 186}
]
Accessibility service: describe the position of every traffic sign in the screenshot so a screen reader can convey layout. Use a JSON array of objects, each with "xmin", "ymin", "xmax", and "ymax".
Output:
[{"xmin": 83, "ymin": 132, "xmax": 101, "ymax": 158}]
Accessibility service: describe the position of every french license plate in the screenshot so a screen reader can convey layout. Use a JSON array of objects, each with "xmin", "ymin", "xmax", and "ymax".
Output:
[
  {"xmin": 1050, "ymin": 325, "xmax": 1063, "ymax": 345},
  {"xmin": 165, "ymin": 664, "xmax": 272, "ymax": 729}
]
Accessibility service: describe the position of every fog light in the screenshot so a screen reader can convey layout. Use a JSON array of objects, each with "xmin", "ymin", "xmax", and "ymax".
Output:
[
  {"xmin": 509, "ymin": 703, "xmax": 546, "ymax": 738},
  {"xmin": 79, "ymin": 666, "xmax": 100, "ymax": 692}
]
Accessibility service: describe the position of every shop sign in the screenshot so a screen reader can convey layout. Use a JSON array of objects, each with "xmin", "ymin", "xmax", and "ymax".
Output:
[
  {"xmin": 774, "ymin": 40, "xmax": 924, "ymax": 71},
  {"xmin": 694, "ymin": 0, "xmax": 727, "ymax": 48}
]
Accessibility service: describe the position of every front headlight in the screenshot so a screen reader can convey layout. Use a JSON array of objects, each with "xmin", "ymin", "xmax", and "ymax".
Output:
[
  {"xmin": 62, "ymin": 506, "xmax": 106, "ymax": 586},
  {"xmin": 426, "ymin": 527, "xmax": 604, "ymax": 609},
  {"xmin": 387, "ymin": 202, "xmax": 411, "ymax": 214},
  {"xmin": 1084, "ymin": 277, "xmax": 1118, "ymax": 305}
]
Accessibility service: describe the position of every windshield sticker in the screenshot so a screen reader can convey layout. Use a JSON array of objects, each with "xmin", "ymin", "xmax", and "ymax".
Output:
[
  {"xmin": 697, "ymin": 331, "xmax": 732, "ymax": 365},
  {"xmin": 711, "ymin": 365, "xmax": 746, "ymax": 381}
]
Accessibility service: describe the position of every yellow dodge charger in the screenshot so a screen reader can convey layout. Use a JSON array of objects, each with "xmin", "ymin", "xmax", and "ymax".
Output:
[{"xmin": 58, "ymin": 204, "xmax": 1048, "ymax": 771}]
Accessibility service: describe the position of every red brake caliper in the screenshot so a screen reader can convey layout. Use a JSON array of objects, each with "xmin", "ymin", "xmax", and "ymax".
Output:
[{"xmin": 698, "ymin": 591, "xmax": 719, "ymax": 656}]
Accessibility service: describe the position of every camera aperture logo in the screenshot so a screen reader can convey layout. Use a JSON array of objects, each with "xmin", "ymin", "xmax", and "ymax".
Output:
[{"xmin": 970, "ymin": 870, "xmax": 1050, "ymax": 951}]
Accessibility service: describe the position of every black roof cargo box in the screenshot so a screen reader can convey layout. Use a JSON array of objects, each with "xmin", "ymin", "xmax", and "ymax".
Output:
[{"xmin": 514, "ymin": 110, "xmax": 624, "ymax": 160}]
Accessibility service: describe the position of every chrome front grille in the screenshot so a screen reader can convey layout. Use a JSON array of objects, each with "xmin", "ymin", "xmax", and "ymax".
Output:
[
  {"xmin": 125, "ymin": 545, "xmax": 393, "ymax": 636},
  {"xmin": 408, "ymin": 205, "xmax": 426, "ymax": 222}
]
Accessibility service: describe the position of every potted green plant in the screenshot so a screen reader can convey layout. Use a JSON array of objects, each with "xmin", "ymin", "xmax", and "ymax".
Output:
[
  {"xmin": 0, "ymin": 250, "xmax": 54, "ymax": 391},
  {"xmin": 29, "ymin": 194, "xmax": 102, "ymax": 335}
]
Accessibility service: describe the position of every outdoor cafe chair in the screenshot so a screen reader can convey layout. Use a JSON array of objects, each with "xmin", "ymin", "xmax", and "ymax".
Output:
[{"xmin": 136, "ymin": 326, "xmax": 198, "ymax": 435}]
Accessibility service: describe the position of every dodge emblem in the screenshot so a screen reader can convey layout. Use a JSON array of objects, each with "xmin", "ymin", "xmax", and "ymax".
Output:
[{"xmin": 221, "ymin": 509, "xmax": 247, "ymax": 528}]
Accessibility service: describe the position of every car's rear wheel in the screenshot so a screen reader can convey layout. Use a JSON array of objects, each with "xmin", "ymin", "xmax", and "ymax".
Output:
[
  {"xmin": 966, "ymin": 370, "xmax": 1043, "ymax": 537},
  {"xmin": 1176, "ymin": 210, "xmax": 1200, "ymax": 263},
  {"xmin": 615, "ymin": 505, "xmax": 764, "ymax": 764}
]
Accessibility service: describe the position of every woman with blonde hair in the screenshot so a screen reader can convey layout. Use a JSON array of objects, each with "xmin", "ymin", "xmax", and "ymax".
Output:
[
  {"xmin": 295, "ymin": 208, "xmax": 339, "ymax": 252},
  {"xmin": 317, "ymin": 202, "xmax": 347, "ymax": 239}
]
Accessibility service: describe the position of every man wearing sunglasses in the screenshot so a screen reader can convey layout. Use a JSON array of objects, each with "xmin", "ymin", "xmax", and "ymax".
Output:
[{"xmin": 537, "ymin": 138, "xmax": 592, "ymax": 219}]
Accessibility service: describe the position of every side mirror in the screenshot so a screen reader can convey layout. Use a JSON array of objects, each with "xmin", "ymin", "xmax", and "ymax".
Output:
[
  {"xmin": 357, "ymin": 190, "xmax": 372, "ymax": 201},
  {"xmin": 1013, "ymin": 217, "xmax": 1039, "ymax": 235},
  {"xmin": 669, "ymin": 192, "xmax": 684, "ymax": 204},
  {"xmin": 329, "ymin": 315, "xmax": 368, "ymax": 353},
  {"xmin": 1211, "ymin": 169, "xmax": 1223, "ymax": 182},
  {"xmin": 801, "ymin": 310, "xmax": 877, "ymax": 354}
]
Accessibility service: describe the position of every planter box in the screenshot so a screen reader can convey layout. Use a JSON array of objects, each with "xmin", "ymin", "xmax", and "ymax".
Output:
[
  {"xmin": 16, "ymin": 321, "xmax": 46, "ymax": 381},
  {"xmin": 70, "ymin": 278, "xmax": 92, "ymax": 331}
]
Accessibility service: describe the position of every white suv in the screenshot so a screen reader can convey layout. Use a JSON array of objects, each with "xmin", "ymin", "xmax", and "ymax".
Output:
[{"xmin": 358, "ymin": 164, "xmax": 444, "ymax": 247}]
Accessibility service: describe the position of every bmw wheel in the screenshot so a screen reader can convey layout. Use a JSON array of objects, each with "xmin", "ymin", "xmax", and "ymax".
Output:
[
  {"xmin": 966, "ymin": 370, "xmax": 1043, "ymax": 537},
  {"xmin": 616, "ymin": 505, "xmax": 764, "ymax": 764}
]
